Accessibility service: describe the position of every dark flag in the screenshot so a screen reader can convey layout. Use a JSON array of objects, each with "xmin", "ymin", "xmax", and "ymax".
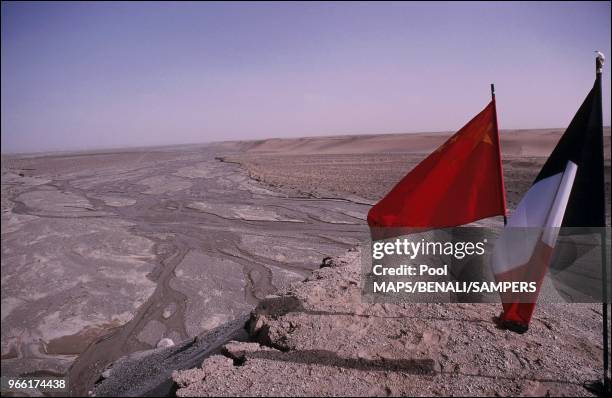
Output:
[
  {"xmin": 536, "ymin": 79, "xmax": 605, "ymax": 229},
  {"xmin": 492, "ymin": 76, "xmax": 606, "ymax": 333}
]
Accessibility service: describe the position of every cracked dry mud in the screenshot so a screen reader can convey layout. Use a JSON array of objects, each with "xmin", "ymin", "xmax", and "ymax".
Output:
[{"xmin": 1, "ymin": 144, "xmax": 370, "ymax": 395}]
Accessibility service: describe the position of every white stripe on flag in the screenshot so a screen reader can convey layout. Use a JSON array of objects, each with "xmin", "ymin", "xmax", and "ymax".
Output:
[
  {"xmin": 542, "ymin": 161, "xmax": 577, "ymax": 246},
  {"xmin": 492, "ymin": 161, "xmax": 578, "ymax": 274}
]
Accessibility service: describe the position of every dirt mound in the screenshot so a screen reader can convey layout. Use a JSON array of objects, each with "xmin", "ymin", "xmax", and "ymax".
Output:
[{"xmin": 173, "ymin": 249, "xmax": 603, "ymax": 396}]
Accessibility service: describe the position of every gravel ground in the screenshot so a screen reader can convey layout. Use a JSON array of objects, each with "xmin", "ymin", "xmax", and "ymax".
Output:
[{"xmin": 173, "ymin": 249, "xmax": 606, "ymax": 397}]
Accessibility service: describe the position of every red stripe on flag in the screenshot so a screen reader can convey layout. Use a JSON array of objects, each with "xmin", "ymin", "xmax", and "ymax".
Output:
[{"xmin": 496, "ymin": 239, "xmax": 555, "ymax": 326}]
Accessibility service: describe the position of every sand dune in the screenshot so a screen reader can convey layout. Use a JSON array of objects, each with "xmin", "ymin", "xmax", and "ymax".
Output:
[{"xmin": 231, "ymin": 128, "xmax": 611, "ymax": 159}]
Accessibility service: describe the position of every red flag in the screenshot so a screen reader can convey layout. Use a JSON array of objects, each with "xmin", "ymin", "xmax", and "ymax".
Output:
[{"xmin": 367, "ymin": 101, "xmax": 506, "ymax": 228}]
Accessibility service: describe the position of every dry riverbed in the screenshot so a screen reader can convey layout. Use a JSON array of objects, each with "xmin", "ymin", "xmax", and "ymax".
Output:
[
  {"xmin": 1, "ymin": 129, "xmax": 610, "ymax": 396},
  {"xmin": 1, "ymin": 143, "xmax": 369, "ymax": 395}
]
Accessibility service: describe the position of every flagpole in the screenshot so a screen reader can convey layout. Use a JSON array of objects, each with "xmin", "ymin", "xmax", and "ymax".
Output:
[
  {"xmin": 595, "ymin": 52, "xmax": 611, "ymax": 395},
  {"xmin": 491, "ymin": 83, "xmax": 508, "ymax": 226}
]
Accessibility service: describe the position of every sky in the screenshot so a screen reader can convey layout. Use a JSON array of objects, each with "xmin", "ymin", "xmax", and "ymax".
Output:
[{"xmin": 1, "ymin": 1, "xmax": 611, "ymax": 153}]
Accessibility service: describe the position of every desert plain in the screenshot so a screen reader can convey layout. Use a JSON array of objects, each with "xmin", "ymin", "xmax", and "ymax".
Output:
[{"xmin": 1, "ymin": 128, "xmax": 610, "ymax": 396}]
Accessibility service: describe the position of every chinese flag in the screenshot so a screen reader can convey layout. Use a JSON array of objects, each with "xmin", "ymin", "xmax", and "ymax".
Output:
[{"xmin": 367, "ymin": 100, "xmax": 506, "ymax": 228}]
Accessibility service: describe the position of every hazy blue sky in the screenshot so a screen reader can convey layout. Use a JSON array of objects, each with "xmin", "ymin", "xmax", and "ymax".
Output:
[{"xmin": 1, "ymin": 1, "xmax": 610, "ymax": 153}]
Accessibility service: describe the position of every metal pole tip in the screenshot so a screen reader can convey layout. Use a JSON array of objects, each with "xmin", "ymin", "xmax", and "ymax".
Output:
[{"xmin": 595, "ymin": 51, "xmax": 605, "ymax": 73}]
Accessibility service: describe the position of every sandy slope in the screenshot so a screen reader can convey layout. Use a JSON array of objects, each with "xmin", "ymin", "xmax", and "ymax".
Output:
[
  {"xmin": 236, "ymin": 128, "xmax": 611, "ymax": 158},
  {"xmin": 226, "ymin": 128, "xmax": 611, "ymax": 220}
]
